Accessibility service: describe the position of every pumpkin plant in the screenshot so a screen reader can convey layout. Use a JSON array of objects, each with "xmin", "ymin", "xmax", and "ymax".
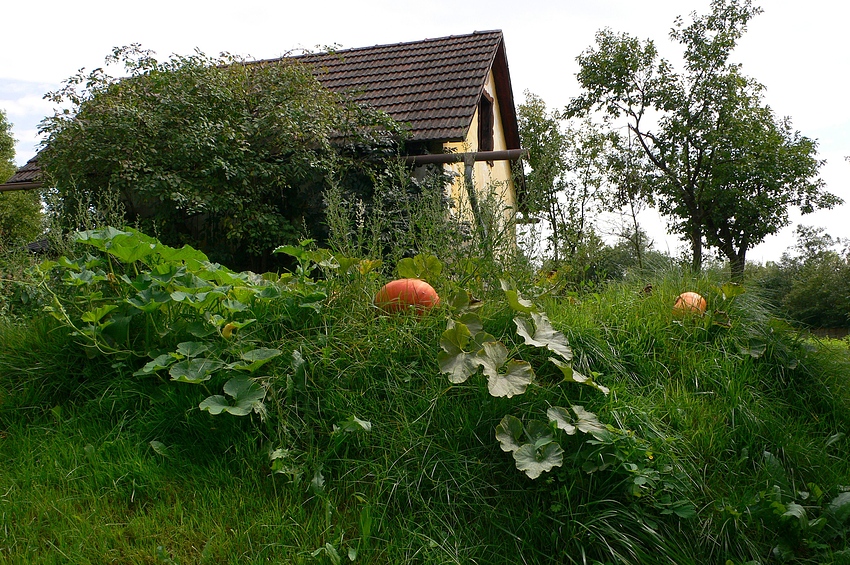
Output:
[{"xmin": 34, "ymin": 227, "xmax": 329, "ymax": 420}]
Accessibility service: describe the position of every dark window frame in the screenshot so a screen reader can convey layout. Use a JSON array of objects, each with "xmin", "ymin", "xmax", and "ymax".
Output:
[{"xmin": 478, "ymin": 91, "xmax": 495, "ymax": 154}]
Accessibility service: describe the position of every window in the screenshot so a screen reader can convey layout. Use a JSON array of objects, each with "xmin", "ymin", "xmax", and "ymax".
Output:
[{"xmin": 478, "ymin": 91, "xmax": 494, "ymax": 153}]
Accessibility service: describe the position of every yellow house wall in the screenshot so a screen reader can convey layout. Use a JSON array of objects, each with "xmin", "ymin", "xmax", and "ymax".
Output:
[{"xmin": 442, "ymin": 70, "xmax": 517, "ymax": 232}]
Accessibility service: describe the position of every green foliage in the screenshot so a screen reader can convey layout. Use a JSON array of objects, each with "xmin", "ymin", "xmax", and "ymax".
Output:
[
  {"xmin": 0, "ymin": 109, "xmax": 43, "ymax": 247},
  {"xmin": 517, "ymin": 92, "xmax": 614, "ymax": 273},
  {"xmin": 32, "ymin": 227, "xmax": 323, "ymax": 418},
  {"xmin": 753, "ymin": 225, "xmax": 850, "ymax": 328},
  {"xmin": 0, "ymin": 109, "xmax": 14, "ymax": 184},
  {"xmin": 4, "ymin": 227, "xmax": 850, "ymax": 563},
  {"xmin": 39, "ymin": 45, "xmax": 404, "ymax": 271},
  {"xmin": 568, "ymin": 0, "xmax": 841, "ymax": 279}
]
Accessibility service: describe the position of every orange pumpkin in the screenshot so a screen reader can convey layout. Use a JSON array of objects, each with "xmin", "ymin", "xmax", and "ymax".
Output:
[
  {"xmin": 374, "ymin": 279, "xmax": 440, "ymax": 314},
  {"xmin": 673, "ymin": 291, "xmax": 707, "ymax": 316}
]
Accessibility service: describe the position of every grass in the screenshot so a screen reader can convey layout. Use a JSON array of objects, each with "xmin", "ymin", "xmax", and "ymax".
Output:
[{"xmin": 2, "ymin": 247, "xmax": 850, "ymax": 564}]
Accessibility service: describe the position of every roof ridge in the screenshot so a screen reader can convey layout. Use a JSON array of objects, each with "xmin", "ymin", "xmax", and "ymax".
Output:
[{"xmin": 288, "ymin": 30, "xmax": 503, "ymax": 61}]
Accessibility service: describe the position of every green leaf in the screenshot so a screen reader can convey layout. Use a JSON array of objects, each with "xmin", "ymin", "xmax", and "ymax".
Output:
[
  {"xmin": 127, "ymin": 287, "xmax": 173, "ymax": 312},
  {"xmin": 513, "ymin": 442, "xmax": 564, "ymax": 479},
  {"xmin": 199, "ymin": 377, "xmax": 265, "ymax": 416},
  {"xmin": 155, "ymin": 243, "xmax": 209, "ymax": 264},
  {"xmin": 486, "ymin": 359, "xmax": 534, "ymax": 398},
  {"xmin": 437, "ymin": 349, "xmax": 480, "ymax": 384},
  {"xmin": 273, "ymin": 244, "xmax": 309, "ymax": 261},
  {"xmin": 106, "ymin": 236, "xmax": 157, "ymax": 263},
  {"xmin": 828, "ymin": 492, "xmax": 850, "ymax": 522},
  {"xmin": 720, "ymin": 282, "xmax": 745, "ymax": 299},
  {"xmin": 524, "ymin": 420, "xmax": 555, "ymax": 448},
  {"xmin": 501, "ymin": 279, "xmax": 536, "ymax": 313},
  {"xmin": 221, "ymin": 298, "xmax": 249, "ymax": 312},
  {"xmin": 169, "ymin": 357, "xmax": 224, "ymax": 383},
  {"xmin": 474, "ymin": 341, "xmax": 534, "ymax": 397},
  {"xmin": 438, "ymin": 322, "xmax": 479, "ymax": 383},
  {"xmin": 198, "ymin": 395, "xmax": 229, "ymax": 415},
  {"xmin": 334, "ymin": 415, "xmax": 373, "ymax": 433},
  {"xmin": 457, "ymin": 312, "xmax": 483, "ymax": 336},
  {"xmin": 176, "ymin": 341, "xmax": 210, "ymax": 358},
  {"xmin": 149, "ymin": 440, "xmax": 169, "ymax": 457},
  {"xmin": 231, "ymin": 347, "xmax": 282, "ymax": 372},
  {"xmin": 547, "ymin": 406, "xmax": 577, "ymax": 435},
  {"xmin": 572, "ymin": 405, "xmax": 611, "ymax": 440},
  {"xmin": 475, "ymin": 340, "xmax": 508, "ymax": 375},
  {"xmin": 514, "ymin": 313, "xmax": 572, "ymax": 360},
  {"xmin": 550, "ymin": 357, "xmax": 609, "ymax": 394},
  {"xmin": 495, "ymin": 415, "xmax": 524, "ymax": 453},
  {"xmin": 397, "ymin": 254, "xmax": 442, "ymax": 281},
  {"xmin": 134, "ymin": 353, "xmax": 178, "ymax": 376},
  {"xmin": 80, "ymin": 304, "xmax": 118, "ymax": 324}
]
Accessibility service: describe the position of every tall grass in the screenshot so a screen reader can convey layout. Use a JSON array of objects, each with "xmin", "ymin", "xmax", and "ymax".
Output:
[{"xmin": 2, "ymin": 245, "xmax": 849, "ymax": 563}]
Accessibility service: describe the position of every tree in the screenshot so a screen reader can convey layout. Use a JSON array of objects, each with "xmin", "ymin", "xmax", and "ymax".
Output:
[
  {"xmin": 756, "ymin": 226, "xmax": 850, "ymax": 328},
  {"xmin": 1, "ymin": 109, "xmax": 43, "ymax": 247},
  {"xmin": 568, "ymin": 0, "xmax": 840, "ymax": 279},
  {"xmin": 39, "ymin": 45, "xmax": 404, "ymax": 270},
  {"xmin": 518, "ymin": 92, "xmax": 612, "ymax": 271}
]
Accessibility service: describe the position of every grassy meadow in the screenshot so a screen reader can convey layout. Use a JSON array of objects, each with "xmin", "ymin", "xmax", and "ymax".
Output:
[{"xmin": 1, "ymin": 228, "xmax": 849, "ymax": 564}]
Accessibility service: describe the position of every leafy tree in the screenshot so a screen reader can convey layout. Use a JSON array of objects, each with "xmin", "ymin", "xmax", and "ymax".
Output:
[
  {"xmin": 568, "ymin": 0, "xmax": 840, "ymax": 280},
  {"xmin": 518, "ymin": 92, "xmax": 612, "ymax": 272},
  {"xmin": 39, "ymin": 45, "xmax": 404, "ymax": 270},
  {"xmin": 1, "ymin": 109, "xmax": 43, "ymax": 247},
  {"xmin": 756, "ymin": 226, "xmax": 850, "ymax": 328}
]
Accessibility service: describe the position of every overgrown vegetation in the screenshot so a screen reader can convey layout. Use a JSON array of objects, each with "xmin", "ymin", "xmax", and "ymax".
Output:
[
  {"xmin": 38, "ymin": 45, "xmax": 405, "ymax": 271},
  {"xmin": 2, "ymin": 2, "xmax": 848, "ymax": 561},
  {"xmin": 1, "ymin": 108, "xmax": 44, "ymax": 248},
  {"xmin": 2, "ymin": 226, "xmax": 849, "ymax": 563},
  {"xmin": 752, "ymin": 225, "xmax": 850, "ymax": 329}
]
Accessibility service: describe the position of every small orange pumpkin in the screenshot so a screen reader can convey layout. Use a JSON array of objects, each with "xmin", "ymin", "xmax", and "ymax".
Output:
[
  {"xmin": 375, "ymin": 279, "xmax": 440, "ymax": 314},
  {"xmin": 673, "ymin": 291, "xmax": 707, "ymax": 316}
]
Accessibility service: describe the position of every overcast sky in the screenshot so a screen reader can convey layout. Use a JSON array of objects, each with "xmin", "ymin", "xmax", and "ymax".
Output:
[{"xmin": 2, "ymin": 0, "xmax": 847, "ymax": 262}]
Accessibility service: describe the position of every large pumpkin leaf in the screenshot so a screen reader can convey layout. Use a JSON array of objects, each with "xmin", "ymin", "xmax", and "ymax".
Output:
[
  {"xmin": 500, "ymin": 279, "xmax": 536, "ymax": 313},
  {"xmin": 572, "ymin": 405, "xmax": 611, "ymax": 440},
  {"xmin": 514, "ymin": 313, "xmax": 572, "ymax": 360},
  {"xmin": 547, "ymin": 406, "xmax": 577, "ymax": 435},
  {"xmin": 476, "ymin": 342, "xmax": 534, "ymax": 398},
  {"xmin": 524, "ymin": 420, "xmax": 555, "ymax": 448},
  {"xmin": 127, "ymin": 287, "xmax": 173, "ymax": 312},
  {"xmin": 488, "ymin": 360, "xmax": 534, "ymax": 398},
  {"xmin": 80, "ymin": 305, "xmax": 118, "ymax": 324},
  {"xmin": 475, "ymin": 340, "xmax": 508, "ymax": 374},
  {"xmin": 437, "ymin": 321, "xmax": 478, "ymax": 383},
  {"xmin": 397, "ymin": 254, "xmax": 442, "ymax": 281},
  {"xmin": 199, "ymin": 377, "xmax": 265, "ymax": 416},
  {"xmin": 513, "ymin": 442, "xmax": 564, "ymax": 479},
  {"xmin": 495, "ymin": 414, "xmax": 524, "ymax": 453},
  {"xmin": 550, "ymin": 357, "xmax": 610, "ymax": 395},
  {"xmin": 438, "ymin": 321, "xmax": 497, "ymax": 384},
  {"xmin": 231, "ymin": 347, "xmax": 282, "ymax": 373},
  {"xmin": 169, "ymin": 357, "xmax": 225, "ymax": 383},
  {"xmin": 457, "ymin": 312, "xmax": 483, "ymax": 336},
  {"xmin": 134, "ymin": 353, "xmax": 178, "ymax": 376},
  {"xmin": 176, "ymin": 341, "xmax": 210, "ymax": 358}
]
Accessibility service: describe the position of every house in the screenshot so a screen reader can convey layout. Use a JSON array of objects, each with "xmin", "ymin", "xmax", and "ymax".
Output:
[{"xmin": 1, "ymin": 31, "xmax": 525, "ymax": 240}]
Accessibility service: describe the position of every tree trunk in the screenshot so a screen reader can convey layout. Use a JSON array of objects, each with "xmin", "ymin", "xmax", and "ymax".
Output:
[
  {"xmin": 690, "ymin": 225, "xmax": 703, "ymax": 273},
  {"xmin": 729, "ymin": 251, "xmax": 746, "ymax": 282}
]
